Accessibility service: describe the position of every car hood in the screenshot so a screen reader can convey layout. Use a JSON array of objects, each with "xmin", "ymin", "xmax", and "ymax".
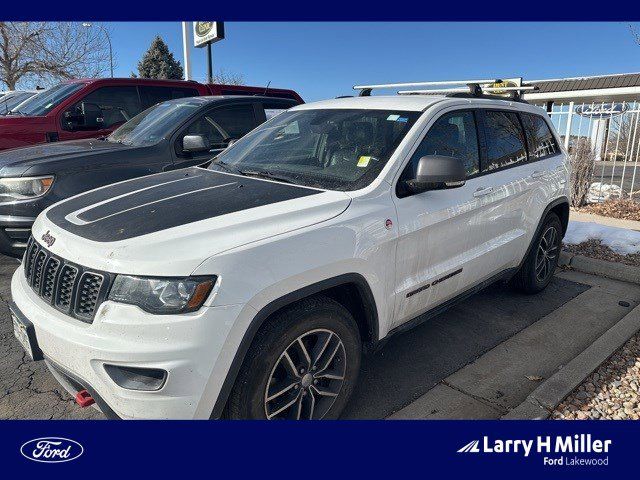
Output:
[
  {"xmin": 33, "ymin": 167, "xmax": 351, "ymax": 276},
  {"xmin": 0, "ymin": 138, "xmax": 130, "ymax": 176}
]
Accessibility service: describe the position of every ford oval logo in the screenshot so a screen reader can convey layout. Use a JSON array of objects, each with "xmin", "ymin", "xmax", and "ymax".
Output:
[
  {"xmin": 575, "ymin": 103, "xmax": 628, "ymax": 119},
  {"xmin": 20, "ymin": 437, "xmax": 83, "ymax": 463}
]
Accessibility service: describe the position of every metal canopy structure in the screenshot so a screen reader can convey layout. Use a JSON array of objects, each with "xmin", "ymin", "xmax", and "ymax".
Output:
[{"xmin": 525, "ymin": 73, "xmax": 640, "ymax": 103}]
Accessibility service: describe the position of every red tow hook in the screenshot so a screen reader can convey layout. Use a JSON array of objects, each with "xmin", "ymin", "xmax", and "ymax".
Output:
[{"xmin": 75, "ymin": 389, "xmax": 95, "ymax": 408}]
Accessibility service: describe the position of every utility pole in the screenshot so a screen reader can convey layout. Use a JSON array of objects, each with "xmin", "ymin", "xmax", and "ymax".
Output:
[{"xmin": 181, "ymin": 22, "xmax": 192, "ymax": 81}]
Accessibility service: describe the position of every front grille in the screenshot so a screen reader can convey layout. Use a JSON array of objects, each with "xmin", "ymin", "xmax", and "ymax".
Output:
[
  {"xmin": 76, "ymin": 272, "xmax": 104, "ymax": 319},
  {"xmin": 23, "ymin": 236, "xmax": 112, "ymax": 323}
]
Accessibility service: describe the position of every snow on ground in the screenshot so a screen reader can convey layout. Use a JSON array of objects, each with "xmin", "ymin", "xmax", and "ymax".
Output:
[{"xmin": 565, "ymin": 221, "xmax": 640, "ymax": 255}]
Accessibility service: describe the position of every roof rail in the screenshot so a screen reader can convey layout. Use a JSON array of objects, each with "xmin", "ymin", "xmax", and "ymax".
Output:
[{"xmin": 353, "ymin": 77, "xmax": 538, "ymax": 100}]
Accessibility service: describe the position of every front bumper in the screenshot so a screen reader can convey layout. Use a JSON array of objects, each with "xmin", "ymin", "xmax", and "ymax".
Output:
[
  {"xmin": 11, "ymin": 266, "xmax": 247, "ymax": 419},
  {"xmin": 0, "ymin": 215, "xmax": 35, "ymax": 257}
]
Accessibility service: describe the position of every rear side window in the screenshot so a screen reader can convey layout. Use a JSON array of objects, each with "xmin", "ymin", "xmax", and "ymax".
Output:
[
  {"xmin": 482, "ymin": 111, "xmax": 528, "ymax": 171},
  {"xmin": 521, "ymin": 113, "xmax": 560, "ymax": 159},
  {"xmin": 404, "ymin": 110, "xmax": 480, "ymax": 179},
  {"xmin": 76, "ymin": 86, "xmax": 142, "ymax": 128},
  {"xmin": 262, "ymin": 101, "xmax": 295, "ymax": 120},
  {"xmin": 140, "ymin": 86, "xmax": 200, "ymax": 109}
]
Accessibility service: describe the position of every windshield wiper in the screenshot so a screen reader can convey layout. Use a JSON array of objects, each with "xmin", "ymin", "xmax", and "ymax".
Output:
[
  {"xmin": 211, "ymin": 161, "xmax": 298, "ymax": 186},
  {"xmin": 211, "ymin": 160, "xmax": 245, "ymax": 176},
  {"xmin": 239, "ymin": 170, "xmax": 296, "ymax": 185}
]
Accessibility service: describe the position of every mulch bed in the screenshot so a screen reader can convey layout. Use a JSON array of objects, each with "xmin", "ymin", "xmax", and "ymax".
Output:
[
  {"xmin": 577, "ymin": 199, "xmax": 640, "ymax": 222},
  {"xmin": 563, "ymin": 239, "xmax": 640, "ymax": 267}
]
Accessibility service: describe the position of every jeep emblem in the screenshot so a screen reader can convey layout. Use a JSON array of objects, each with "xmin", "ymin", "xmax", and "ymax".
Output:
[{"xmin": 41, "ymin": 230, "xmax": 56, "ymax": 248}]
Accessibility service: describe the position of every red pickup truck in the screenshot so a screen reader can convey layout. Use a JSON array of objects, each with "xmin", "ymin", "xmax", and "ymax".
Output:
[{"xmin": 0, "ymin": 78, "xmax": 303, "ymax": 151}]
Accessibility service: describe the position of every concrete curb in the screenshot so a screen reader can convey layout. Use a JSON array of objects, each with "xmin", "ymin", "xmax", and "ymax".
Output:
[
  {"xmin": 559, "ymin": 251, "xmax": 640, "ymax": 285},
  {"xmin": 503, "ymin": 303, "xmax": 640, "ymax": 419}
]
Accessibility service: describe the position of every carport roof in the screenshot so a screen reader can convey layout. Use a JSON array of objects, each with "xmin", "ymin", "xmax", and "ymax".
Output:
[
  {"xmin": 525, "ymin": 72, "xmax": 640, "ymax": 103},
  {"xmin": 530, "ymin": 73, "xmax": 640, "ymax": 93}
]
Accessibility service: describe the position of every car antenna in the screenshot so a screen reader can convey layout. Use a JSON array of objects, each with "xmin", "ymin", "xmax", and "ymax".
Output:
[{"xmin": 263, "ymin": 81, "xmax": 271, "ymax": 96}]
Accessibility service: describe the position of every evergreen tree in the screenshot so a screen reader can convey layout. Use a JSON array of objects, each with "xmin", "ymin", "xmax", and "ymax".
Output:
[{"xmin": 136, "ymin": 36, "xmax": 183, "ymax": 80}]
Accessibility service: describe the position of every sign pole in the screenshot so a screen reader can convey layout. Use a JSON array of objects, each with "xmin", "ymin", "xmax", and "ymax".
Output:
[
  {"xmin": 207, "ymin": 42, "xmax": 213, "ymax": 84},
  {"xmin": 181, "ymin": 22, "xmax": 192, "ymax": 81},
  {"xmin": 193, "ymin": 22, "xmax": 225, "ymax": 85}
]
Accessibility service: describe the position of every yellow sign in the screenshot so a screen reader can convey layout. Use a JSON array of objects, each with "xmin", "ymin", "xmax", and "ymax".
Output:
[
  {"xmin": 357, "ymin": 156, "xmax": 372, "ymax": 168},
  {"xmin": 488, "ymin": 80, "xmax": 517, "ymax": 95}
]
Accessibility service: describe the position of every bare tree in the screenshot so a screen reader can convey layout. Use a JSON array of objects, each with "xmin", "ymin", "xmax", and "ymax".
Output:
[
  {"xmin": 570, "ymin": 138, "xmax": 596, "ymax": 207},
  {"xmin": 212, "ymin": 69, "xmax": 244, "ymax": 85},
  {"xmin": 607, "ymin": 113, "xmax": 640, "ymax": 162},
  {"xmin": 0, "ymin": 22, "xmax": 111, "ymax": 90},
  {"xmin": 630, "ymin": 24, "xmax": 640, "ymax": 44}
]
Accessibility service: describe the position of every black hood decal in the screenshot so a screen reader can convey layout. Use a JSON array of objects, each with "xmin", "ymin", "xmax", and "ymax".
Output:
[{"xmin": 47, "ymin": 168, "xmax": 321, "ymax": 242}]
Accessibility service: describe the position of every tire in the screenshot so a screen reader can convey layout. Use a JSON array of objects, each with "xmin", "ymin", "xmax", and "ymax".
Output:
[
  {"xmin": 226, "ymin": 295, "xmax": 362, "ymax": 420},
  {"xmin": 511, "ymin": 212, "xmax": 562, "ymax": 294}
]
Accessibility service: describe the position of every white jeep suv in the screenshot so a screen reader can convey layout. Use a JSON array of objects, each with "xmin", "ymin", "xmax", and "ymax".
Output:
[{"xmin": 11, "ymin": 82, "xmax": 569, "ymax": 419}]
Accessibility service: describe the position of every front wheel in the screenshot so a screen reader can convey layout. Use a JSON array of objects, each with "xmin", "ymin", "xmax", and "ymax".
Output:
[
  {"xmin": 226, "ymin": 296, "xmax": 361, "ymax": 419},
  {"xmin": 512, "ymin": 212, "xmax": 562, "ymax": 294}
]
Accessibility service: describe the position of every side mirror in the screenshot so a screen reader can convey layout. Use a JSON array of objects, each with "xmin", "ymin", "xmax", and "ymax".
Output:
[
  {"xmin": 183, "ymin": 134, "xmax": 211, "ymax": 153},
  {"xmin": 405, "ymin": 155, "xmax": 466, "ymax": 194}
]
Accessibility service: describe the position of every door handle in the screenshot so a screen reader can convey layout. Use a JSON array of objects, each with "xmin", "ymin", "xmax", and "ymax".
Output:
[
  {"xmin": 473, "ymin": 186, "xmax": 494, "ymax": 197},
  {"xmin": 531, "ymin": 170, "xmax": 547, "ymax": 179}
]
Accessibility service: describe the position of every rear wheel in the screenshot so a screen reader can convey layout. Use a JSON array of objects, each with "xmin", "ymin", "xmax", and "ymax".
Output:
[
  {"xmin": 226, "ymin": 296, "xmax": 361, "ymax": 419},
  {"xmin": 512, "ymin": 212, "xmax": 562, "ymax": 294}
]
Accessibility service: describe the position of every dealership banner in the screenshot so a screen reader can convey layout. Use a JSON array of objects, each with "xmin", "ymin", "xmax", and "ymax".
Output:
[
  {"xmin": 2, "ymin": 420, "xmax": 639, "ymax": 476},
  {"xmin": 0, "ymin": 2, "xmax": 638, "ymax": 20}
]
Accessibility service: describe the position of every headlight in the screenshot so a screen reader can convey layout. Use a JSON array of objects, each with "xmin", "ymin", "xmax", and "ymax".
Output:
[
  {"xmin": 108, "ymin": 275, "xmax": 216, "ymax": 314},
  {"xmin": 0, "ymin": 176, "xmax": 54, "ymax": 202}
]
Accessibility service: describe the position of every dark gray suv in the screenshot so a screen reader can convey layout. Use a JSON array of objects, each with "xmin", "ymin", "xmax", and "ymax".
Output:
[{"xmin": 0, "ymin": 95, "xmax": 300, "ymax": 256}]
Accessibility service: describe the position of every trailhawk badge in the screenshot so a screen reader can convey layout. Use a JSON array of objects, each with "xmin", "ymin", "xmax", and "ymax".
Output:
[{"xmin": 41, "ymin": 230, "xmax": 55, "ymax": 248}]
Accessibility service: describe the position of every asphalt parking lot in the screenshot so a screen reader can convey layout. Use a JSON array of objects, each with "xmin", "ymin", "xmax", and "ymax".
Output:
[{"xmin": 2, "ymin": 253, "xmax": 638, "ymax": 420}]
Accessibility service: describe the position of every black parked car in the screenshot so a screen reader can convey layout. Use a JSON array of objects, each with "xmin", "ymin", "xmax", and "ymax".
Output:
[{"xmin": 0, "ymin": 95, "xmax": 299, "ymax": 256}]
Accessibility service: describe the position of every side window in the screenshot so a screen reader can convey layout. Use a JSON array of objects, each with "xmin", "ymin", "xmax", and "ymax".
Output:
[
  {"xmin": 73, "ymin": 86, "xmax": 142, "ymax": 129},
  {"xmin": 402, "ymin": 110, "xmax": 480, "ymax": 186},
  {"xmin": 521, "ymin": 113, "xmax": 560, "ymax": 160},
  {"xmin": 181, "ymin": 104, "xmax": 256, "ymax": 152},
  {"xmin": 207, "ymin": 104, "xmax": 257, "ymax": 140},
  {"xmin": 482, "ymin": 111, "xmax": 528, "ymax": 171},
  {"xmin": 140, "ymin": 86, "xmax": 199, "ymax": 109}
]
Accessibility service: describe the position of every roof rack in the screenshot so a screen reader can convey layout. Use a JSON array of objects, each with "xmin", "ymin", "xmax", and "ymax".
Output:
[{"xmin": 353, "ymin": 77, "xmax": 538, "ymax": 100}]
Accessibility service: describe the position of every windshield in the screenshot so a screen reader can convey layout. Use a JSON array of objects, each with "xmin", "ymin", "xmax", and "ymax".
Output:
[
  {"xmin": 11, "ymin": 83, "xmax": 83, "ymax": 116},
  {"xmin": 0, "ymin": 92, "xmax": 37, "ymax": 114},
  {"xmin": 108, "ymin": 101, "xmax": 201, "ymax": 147},
  {"xmin": 210, "ymin": 109, "xmax": 420, "ymax": 191}
]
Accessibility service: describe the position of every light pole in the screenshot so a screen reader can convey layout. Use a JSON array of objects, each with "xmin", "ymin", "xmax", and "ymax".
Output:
[{"xmin": 83, "ymin": 22, "xmax": 113, "ymax": 77}]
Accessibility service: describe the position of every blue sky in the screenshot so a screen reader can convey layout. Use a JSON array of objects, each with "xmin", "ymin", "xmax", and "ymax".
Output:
[{"xmin": 106, "ymin": 22, "xmax": 640, "ymax": 102}]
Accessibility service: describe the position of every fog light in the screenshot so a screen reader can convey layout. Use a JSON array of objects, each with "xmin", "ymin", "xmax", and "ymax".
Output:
[{"xmin": 104, "ymin": 364, "xmax": 167, "ymax": 391}]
